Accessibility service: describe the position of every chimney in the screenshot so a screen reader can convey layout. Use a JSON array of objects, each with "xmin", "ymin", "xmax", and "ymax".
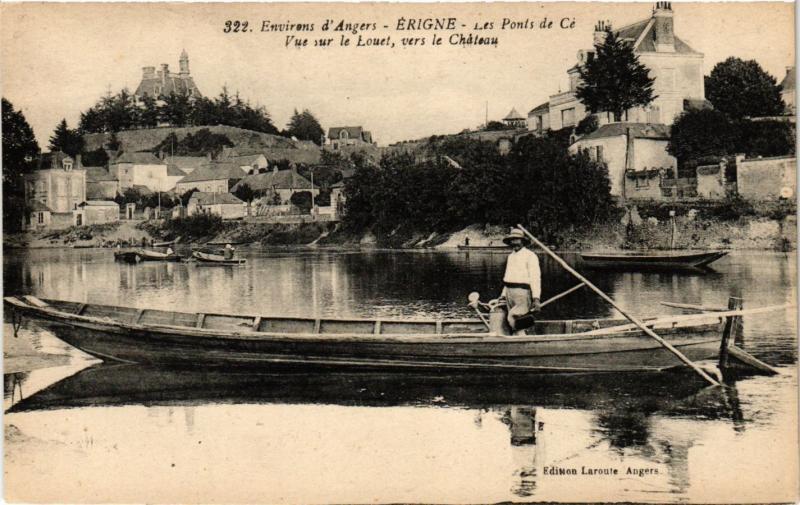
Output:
[
  {"xmin": 625, "ymin": 127, "xmax": 636, "ymax": 171},
  {"xmin": 161, "ymin": 64, "xmax": 169, "ymax": 86},
  {"xmin": 142, "ymin": 66, "xmax": 156, "ymax": 79},
  {"xmin": 593, "ymin": 20, "xmax": 611, "ymax": 46},
  {"xmin": 75, "ymin": 154, "xmax": 82, "ymax": 168},
  {"xmin": 653, "ymin": 2, "xmax": 675, "ymax": 53}
]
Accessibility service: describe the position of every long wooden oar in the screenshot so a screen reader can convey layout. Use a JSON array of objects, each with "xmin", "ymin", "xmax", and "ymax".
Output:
[
  {"xmin": 541, "ymin": 282, "xmax": 586, "ymax": 308},
  {"xmin": 516, "ymin": 224, "xmax": 721, "ymax": 387}
]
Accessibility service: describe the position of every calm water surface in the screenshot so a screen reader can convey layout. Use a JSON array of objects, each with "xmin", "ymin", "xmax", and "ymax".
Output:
[{"xmin": 3, "ymin": 248, "xmax": 798, "ymax": 503}]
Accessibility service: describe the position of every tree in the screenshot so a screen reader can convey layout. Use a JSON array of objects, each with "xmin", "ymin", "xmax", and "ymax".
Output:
[
  {"xmin": 485, "ymin": 120, "xmax": 512, "ymax": 131},
  {"xmin": 286, "ymin": 109, "xmax": 325, "ymax": 145},
  {"xmin": 139, "ymin": 95, "xmax": 160, "ymax": 128},
  {"xmin": 290, "ymin": 191, "xmax": 313, "ymax": 212},
  {"xmin": 152, "ymin": 128, "xmax": 233, "ymax": 158},
  {"xmin": 575, "ymin": 115, "xmax": 599, "ymax": 136},
  {"xmin": 576, "ymin": 30, "xmax": 656, "ymax": 121},
  {"xmin": 49, "ymin": 119, "xmax": 85, "ymax": 157},
  {"xmin": 159, "ymin": 92, "xmax": 192, "ymax": 127},
  {"xmin": 705, "ymin": 57, "xmax": 785, "ymax": 119},
  {"xmin": 81, "ymin": 147, "xmax": 109, "ymax": 167},
  {"xmin": 233, "ymin": 183, "xmax": 256, "ymax": 203},
  {"xmin": 2, "ymin": 98, "xmax": 40, "ymax": 231},
  {"xmin": 736, "ymin": 120, "xmax": 795, "ymax": 158},
  {"xmin": 667, "ymin": 109, "xmax": 738, "ymax": 165}
]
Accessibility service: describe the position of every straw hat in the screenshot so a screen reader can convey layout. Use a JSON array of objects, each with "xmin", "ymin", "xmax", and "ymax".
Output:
[{"xmin": 502, "ymin": 228, "xmax": 531, "ymax": 246}]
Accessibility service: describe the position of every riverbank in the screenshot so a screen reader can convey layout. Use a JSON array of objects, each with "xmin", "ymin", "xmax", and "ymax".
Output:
[{"xmin": 5, "ymin": 208, "xmax": 796, "ymax": 252}]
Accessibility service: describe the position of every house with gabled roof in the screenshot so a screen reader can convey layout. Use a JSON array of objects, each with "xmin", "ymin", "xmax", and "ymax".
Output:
[
  {"xmin": 186, "ymin": 191, "xmax": 245, "ymax": 219},
  {"xmin": 231, "ymin": 166, "xmax": 319, "ymax": 205},
  {"xmin": 174, "ymin": 161, "xmax": 246, "ymax": 194},
  {"xmin": 544, "ymin": 2, "xmax": 706, "ymax": 132},
  {"xmin": 165, "ymin": 156, "xmax": 207, "ymax": 175},
  {"xmin": 503, "ymin": 108, "xmax": 527, "ymax": 128},
  {"xmin": 111, "ymin": 151, "xmax": 183, "ymax": 193},
  {"xmin": 327, "ymin": 126, "xmax": 375, "ymax": 151}
]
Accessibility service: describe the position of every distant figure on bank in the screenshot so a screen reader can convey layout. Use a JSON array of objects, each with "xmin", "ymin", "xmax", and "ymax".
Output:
[
  {"xmin": 141, "ymin": 237, "xmax": 147, "ymax": 247},
  {"xmin": 224, "ymin": 243, "xmax": 235, "ymax": 260},
  {"xmin": 166, "ymin": 247, "xmax": 174, "ymax": 256},
  {"xmin": 500, "ymin": 228, "xmax": 541, "ymax": 335}
]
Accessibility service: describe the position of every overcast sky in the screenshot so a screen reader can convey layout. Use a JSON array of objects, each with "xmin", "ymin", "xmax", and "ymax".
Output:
[{"xmin": 1, "ymin": 2, "xmax": 794, "ymax": 148}]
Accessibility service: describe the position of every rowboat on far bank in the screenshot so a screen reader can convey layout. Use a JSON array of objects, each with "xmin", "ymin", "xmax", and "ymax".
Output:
[
  {"xmin": 456, "ymin": 245, "xmax": 508, "ymax": 251},
  {"xmin": 191, "ymin": 251, "xmax": 246, "ymax": 266},
  {"xmin": 580, "ymin": 251, "xmax": 727, "ymax": 270},
  {"xmin": 3, "ymin": 295, "xmax": 779, "ymax": 374}
]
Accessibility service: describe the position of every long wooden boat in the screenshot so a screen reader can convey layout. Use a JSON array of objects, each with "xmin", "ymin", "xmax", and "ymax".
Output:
[
  {"xmin": 580, "ymin": 251, "xmax": 727, "ymax": 270},
  {"xmin": 114, "ymin": 249, "xmax": 182, "ymax": 263},
  {"xmin": 153, "ymin": 236, "xmax": 181, "ymax": 247},
  {"xmin": 457, "ymin": 245, "xmax": 509, "ymax": 251},
  {"xmin": 4, "ymin": 295, "xmax": 732, "ymax": 373},
  {"xmin": 192, "ymin": 251, "xmax": 246, "ymax": 265}
]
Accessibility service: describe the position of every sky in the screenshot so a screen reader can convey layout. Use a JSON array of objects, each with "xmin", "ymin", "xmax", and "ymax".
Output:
[{"xmin": 1, "ymin": 2, "xmax": 795, "ymax": 148}]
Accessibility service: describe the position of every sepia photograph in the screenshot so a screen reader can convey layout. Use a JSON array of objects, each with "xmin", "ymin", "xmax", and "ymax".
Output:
[{"xmin": 1, "ymin": 1, "xmax": 797, "ymax": 503}]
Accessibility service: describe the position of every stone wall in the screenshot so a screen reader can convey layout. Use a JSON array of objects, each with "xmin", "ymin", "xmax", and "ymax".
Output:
[{"xmin": 736, "ymin": 156, "xmax": 796, "ymax": 201}]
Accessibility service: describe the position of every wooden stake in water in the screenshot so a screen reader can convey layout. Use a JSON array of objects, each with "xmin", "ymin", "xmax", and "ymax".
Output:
[{"xmin": 515, "ymin": 224, "xmax": 721, "ymax": 387}]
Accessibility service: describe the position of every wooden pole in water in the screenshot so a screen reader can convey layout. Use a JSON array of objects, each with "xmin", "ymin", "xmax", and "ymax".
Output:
[
  {"xmin": 718, "ymin": 297, "xmax": 743, "ymax": 369},
  {"xmin": 515, "ymin": 224, "xmax": 721, "ymax": 387}
]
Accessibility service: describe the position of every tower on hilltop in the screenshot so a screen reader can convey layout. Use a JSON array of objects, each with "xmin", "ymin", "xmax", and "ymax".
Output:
[{"xmin": 134, "ymin": 50, "xmax": 201, "ymax": 102}]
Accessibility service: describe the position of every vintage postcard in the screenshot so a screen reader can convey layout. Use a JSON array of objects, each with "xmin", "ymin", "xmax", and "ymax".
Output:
[{"xmin": 1, "ymin": 1, "xmax": 797, "ymax": 503}]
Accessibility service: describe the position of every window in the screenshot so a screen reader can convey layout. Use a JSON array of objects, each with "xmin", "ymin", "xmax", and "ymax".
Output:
[
  {"xmin": 646, "ymin": 105, "xmax": 661, "ymax": 123},
  {"xmin": 340, "ymin": 130, "xmax": 349, "ymax": 140},
  {"xmin": 63, "ymin": 160, "xmax": 73, "ymax": 171},
  {"xmin": 37, "ymin": 212, "xmax": 44, "ymax": 224},
  {"xmin": 561, "ymin": 108, "xmax": 576, "ymax": 127}
]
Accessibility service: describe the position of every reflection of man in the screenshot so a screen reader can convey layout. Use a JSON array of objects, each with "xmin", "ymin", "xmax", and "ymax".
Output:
[{"xmin": 500, "ymin": 229, "xmax": 541, "ymax": 334}]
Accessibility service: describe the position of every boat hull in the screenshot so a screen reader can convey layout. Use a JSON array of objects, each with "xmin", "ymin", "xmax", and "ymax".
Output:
[
  {"xmin": 581, "ymin": 251, "xmax": 727, "ymax": 270},
  {"xmin": 6, "ymin": 298, "xmax": 725, "ymax": 373}
]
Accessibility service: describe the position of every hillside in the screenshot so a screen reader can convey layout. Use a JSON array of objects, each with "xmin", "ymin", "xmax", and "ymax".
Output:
[{"xmin": 83, "ymin": 125, "xmax": 306, "ymax": 153}]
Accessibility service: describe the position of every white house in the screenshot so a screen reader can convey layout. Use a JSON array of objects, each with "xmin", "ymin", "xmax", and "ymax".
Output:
[
  {"xmin": 187, "ymin": 192, "xmax": 246, "ymax": 219},
  {"xmin": 111, "ymin": 152, "xmax": 183, "ymax": 193},
  {"xmin": 541, "ymin": 2, "xmax": 706, "ymax": 132}
]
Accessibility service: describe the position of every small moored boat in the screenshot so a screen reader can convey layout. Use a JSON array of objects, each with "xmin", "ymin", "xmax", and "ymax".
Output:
[
  {"xmin": 4, "ymin": 295, "xmax": 743, "ymax": 373},
  {"xmin": 580, "ymin": 251, "xmax": 727, "ymax": 270},
  {"xmin": 192, "ymin": 251, "xmax": 246, "ymax": 265},
  {"xmin": 456, "ymin": 245, "xmax": 508, "ymax": 251},
  {"xmin": 115, "ymin": 249, "xmax": 182, "ymax": 263}
]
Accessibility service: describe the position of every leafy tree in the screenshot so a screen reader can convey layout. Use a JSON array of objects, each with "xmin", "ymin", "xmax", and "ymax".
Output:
[
  {"xmin": 290, "ymin": 191, "xmax": 313, "ymax": 212},
  {"xmin": 49, "ymin": 119, "xmax": 85, "ymax": 157},
  {"xmin": 78, "ymin": 106, "xmax": 107, "ymax": 134},
  {"xmin": 105, "ymin": 132, "xmax": 122, "ymax": 152},
  {"xmin": 705, "ymin": 57, "xmax": 785, "ymax": 119},
  {"xmin": 180, "ymin": 188, "xmax": 198, "ymax": 207},
  {"xmin": 81, "ymin": 147, "xmax": 109, "ymax": 167},
  {"xmin": 159, "ymin": 92, "xmax": 192, "ymax": 127},
  {"xmin": 576, "ymin": 30, "xmax": 656, "ymax": 121},
  {"xmin": 668, "ymin": 109, "xmax": 739, "ymax": 164},
  {"xmin": 484, "ymin": 120, "xmax": 513, "ymax": 131},
  {"xmin": 139, "ymin": 95, "xmax": 160, "ymax": 128},
  {"xmin": 2, "ymin": 98, "xmax": 40, "ymax": 231},
  {"xmin": 233, "ymin": 183, "xmax": 256, "ymax": 203},
  {"xmin": 286, "ymin": 109, "xmax": 325, "ymax": 145},
  {"xmin": 575, "ymin": 115, "xmax": 599, "ymax": 136},
  {"xmin": 152, "ymin": 129, "xmax": 233, "ymax": 157},
  {"xmin": 736, "ymin": 120, "xmax": 795, "ymax": 158}
]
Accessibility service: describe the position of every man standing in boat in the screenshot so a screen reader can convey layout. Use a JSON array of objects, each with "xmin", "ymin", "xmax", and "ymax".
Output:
[{"xmin": 500, "ymin": 228, "xmax": 541, "ymax": 334}]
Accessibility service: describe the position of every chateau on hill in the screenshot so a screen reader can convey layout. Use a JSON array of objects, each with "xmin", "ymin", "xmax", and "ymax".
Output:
[{"xmin": 134, "ymin": 50, "xmax": 202, "ymax": 101}]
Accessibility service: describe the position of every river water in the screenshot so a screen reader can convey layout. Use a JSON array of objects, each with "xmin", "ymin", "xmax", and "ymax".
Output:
[{"xmin": 3, "ymin": 247, "xmax": 798, "ymax": 503}]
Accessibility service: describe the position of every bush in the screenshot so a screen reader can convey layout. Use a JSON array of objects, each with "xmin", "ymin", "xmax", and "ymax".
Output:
[{"xmin": 166, "ymin": 213, "xmax": 225, "ymax": 238}]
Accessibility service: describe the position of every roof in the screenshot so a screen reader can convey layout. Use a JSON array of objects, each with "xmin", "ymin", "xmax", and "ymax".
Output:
[
  {"xmin": 177, "ymin": 162, "xmax": 246, "ymax": 183},
  {"xmin": 36, "ymin": 151, "xmax": 77, "ymax": 171},
  {"xmin": 329, "ymin": 127, "xmax": 365, "ymax": 141},
  {"xmin": 188, "ymin": 192, "xmax": 244, "ymax": 206},
  {"xmin": 228, "ymin": 154, "xmax": 267, "ymax": 166},
  {"xmin": 79, "ymin": 200, "xmax": 120, "ymax": 207},
  {"xmin": 166, "ymin": 156, "xmax": 207, "ymax": 171},
  {"xmin": 613, "ymin": 16, "xmax": 700, "ymax": 55},
  {"xmin": 504, "ymin": 108, "xmax": 526, "ymax": 121},
  {"xmin": 576, "ymin": 122, "xmax": 671, "ymax": 141},
  {"xmin": 231, "ymin": 168, "xmax": 317, "ymax": 192},
  {"xmin": 85, "ymin": 167, "xmax": 117, "ymax": 182},
  {"xmin": 114, "ymin": 152, "xmax": 165, "ymax": 165},
  {"xmin": 166, "ymin": 164, "xmax": 186, "ymax": 177},
  {"xmin": 135, "ymin": 71, "xmax": 201, "ymax": 99},
  {"xmin": 528, "ymin": 101, "xmax": 550, "ymax": 115},
  {"xmin": 132, "ymin": 185, "xmax": 154, "ymax": 195},
  {"xmin": 781, "ymin": 67, "xmax": 795, "ymax": 91},
  {"xmin": 29, "ymin": 201, "xmax": 52, "ymax": 212}
]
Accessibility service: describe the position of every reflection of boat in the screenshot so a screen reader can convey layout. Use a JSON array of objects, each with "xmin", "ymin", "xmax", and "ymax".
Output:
[
  {"xmin": 7, "ymin": 363, "xmax": 730, "ymax": 414},
  {"xmin": 191, "ymin": 251, "xmax": 246, "ymax": 266},
  {"xmin": 4, "ymin": 296, "xmax": 729, "ymax": 372},
  {"xmin": 580, "ymin": 251, "xmax": 727, "ymax": 270},
  {"xmin": 114, "ymin": 249, "xmax": 182, "ymax": 263}
]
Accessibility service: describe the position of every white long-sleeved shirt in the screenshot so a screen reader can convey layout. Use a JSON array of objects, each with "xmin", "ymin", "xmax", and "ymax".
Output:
[{"xmin": 503, "ymin": 247, "xmax": 541, "ymax": 299}]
